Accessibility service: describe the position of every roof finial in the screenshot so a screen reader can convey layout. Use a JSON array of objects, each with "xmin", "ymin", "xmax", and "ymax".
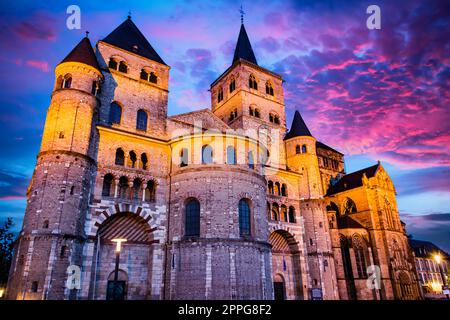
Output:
[
  {"xmin": 239, "ymin": 5, "xmax": 245, "ymax": 24},
  {"xmin": 128, "ymin": 10, "xmax": 132, "ymax": 20},
  {"xmin": 85, "ymin": 31, "xmax": 89, "ymax": 38}
]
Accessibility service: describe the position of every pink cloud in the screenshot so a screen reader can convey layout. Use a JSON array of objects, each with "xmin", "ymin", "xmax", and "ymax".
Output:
[{"xmin": 26, "ymin": 60, "xmax": 50, "ymax": 72}]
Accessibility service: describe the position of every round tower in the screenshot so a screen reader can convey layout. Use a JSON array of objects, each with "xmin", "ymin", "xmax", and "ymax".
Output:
[{"xmin": 6, "ymin": 36, "xmax": 102, "ymax": 300}]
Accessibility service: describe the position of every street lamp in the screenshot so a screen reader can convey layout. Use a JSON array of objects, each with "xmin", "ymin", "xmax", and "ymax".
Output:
[
  {"xmin": 433, "ymin": 253, "xmax": 449, "ymax": 300},
  {"xmin": 111, "ymin": 238, "xmax": 127, "ymax": 300}
]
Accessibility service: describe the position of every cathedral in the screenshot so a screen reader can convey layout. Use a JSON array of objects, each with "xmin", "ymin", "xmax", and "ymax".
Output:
[{"xmin": 6, "ymin": 16, "xmax": 422, "ymax": 300}]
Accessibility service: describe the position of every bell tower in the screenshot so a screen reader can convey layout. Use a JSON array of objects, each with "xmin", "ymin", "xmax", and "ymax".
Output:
[
  {"xmin": 6, "ymin": 36, "xmax": 101, "ymax": 300},
  {"xmin": 211, "ymin": 22, "xmax": 286, "ymax": 130}
]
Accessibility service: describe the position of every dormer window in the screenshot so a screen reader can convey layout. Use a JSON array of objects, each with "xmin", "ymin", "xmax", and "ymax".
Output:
[
  {"xmin": 218, "ymin": 87, "xmax": 224, "ymax": 103},
  {"xmin": 229, "ymin": 77, "xmax": 236, "ymax": 93},
  {"xmin": 229, "ymin": 108, "xmax": 238, "ymax": 121},
  {"xmin": 249, "ymin": 75, "xmax": 258, "ymax": 90},
  {"xmin": 266, "ymin": 81, "xmax": 274, "ymax": 96}
]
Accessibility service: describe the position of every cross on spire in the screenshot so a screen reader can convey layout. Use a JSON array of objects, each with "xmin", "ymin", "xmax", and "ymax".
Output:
[
  {"xmin": 85, "ymin": 31, "xmax": 89, "ymax": 38},
  {"xmin": 240, "ymin": 5, "xmax": 245, "ymax": 24},
  {"xmin": 128, "ymin": 10, "xmax": 132, "ymax": 20}
]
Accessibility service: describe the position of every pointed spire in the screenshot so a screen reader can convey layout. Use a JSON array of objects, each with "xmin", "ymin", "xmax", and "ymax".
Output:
[
  {"xmin": 232, "ymin": 23, "xmax": 258, "ymax": 65},
  {"xmin": 60, "ymin": 36, "xmax": 100, "ymax": 71},
  {"xmin": 284, "ymin": 110, "xmax": 313, "ymax": 140},
  {"xmin": 102, "ymin": 18, "xmax": 166, "ymax": 65}
]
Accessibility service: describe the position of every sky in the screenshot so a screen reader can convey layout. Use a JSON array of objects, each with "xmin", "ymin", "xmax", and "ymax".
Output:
[{"xmin": 0, "ymin": 0, "xmax": 449, "ymax": 251}]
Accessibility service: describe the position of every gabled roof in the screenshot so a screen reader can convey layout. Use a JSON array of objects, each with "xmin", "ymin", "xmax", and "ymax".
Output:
[
  {"xmin": 60, "ymin": 37, "xmax": 100, "ymax": 71},
  {"xmin": 327, "ymin": 163, "xmax": 380, "ymax": 195},
  {"xmin": 409, "ymin": 239, "xmax": 450, "ymax": 259},
  {"xmin": 316, "ymin": 141, "xmax": 343, "ymax": 155},
  {"xmin": 284, "ymin": 110, "xmax": 313, "ymax": 140},
  {"xmin": 232, "ymin": 23, "xmax": 258, "ymax": 65},
  {"xmin": 102, "ymin": 17, "xmax": 166, "ymax": 65},
  {"xmin": 168, "ymin": 108, "xmax": 230, "ymax": 131}
]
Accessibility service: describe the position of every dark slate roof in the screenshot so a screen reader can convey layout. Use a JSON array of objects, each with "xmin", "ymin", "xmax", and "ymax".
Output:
[
  {"xmin": 102, "ymin": 17, "xmax": 166, "ymax": 65},
  {"xmin": 316, "ymin": 141, "xmax": 343, "ymax": 155},
  {"xmin": 61, "ymin": 37, "xmax": 100, "ymax": 70},
  {"xmin": 232, "ymin": 23, "xmax": 258, "ymax": 65},
  {"xmin": 337, "ymin": 215, "xmax": 364, "ymax": 229},
  {"xmin": 409, "ymin": 239, "xmax": 450, "ymax": 259},
  {"xmin": 284, "ymin": 110, "xmax": 313, "ymax": 140},
  {"xmin": 327, "ymin": 163, "xmax": 380, "ymax": 195}
]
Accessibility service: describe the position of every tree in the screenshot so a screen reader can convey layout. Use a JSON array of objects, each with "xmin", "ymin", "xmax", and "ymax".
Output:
[{"xmin": 0, "ymin": 218, "xmax": 15, "ymax": 285}]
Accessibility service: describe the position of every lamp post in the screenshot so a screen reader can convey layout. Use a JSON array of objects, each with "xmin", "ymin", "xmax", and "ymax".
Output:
[
  {"xmin": 111, "ymin": 238, "xmax": 127, "ymax": 300},
  {"xmin": 434, "ymin": 253, "xmax": 449, "ymax": 300}
]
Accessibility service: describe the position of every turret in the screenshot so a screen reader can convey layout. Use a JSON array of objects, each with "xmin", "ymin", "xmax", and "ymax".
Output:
[
  {"xmin": 284, "ymin": 110, "xmax": 322, "ymax": 199},
  {"xmin": 40, "ymin": 36, "xmax": 103, "ymax": 157},
  {"xmin": 6, "ymin": 36, "xmax": 101, "ymax": 300}
]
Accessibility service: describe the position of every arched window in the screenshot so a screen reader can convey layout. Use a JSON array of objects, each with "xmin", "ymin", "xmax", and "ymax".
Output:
[
  {"xmin": 217, "ymin": 87, "xmax": 224, "ymax": 103},
  {"xmin": 280, "ymin": 205, "xmax": 288, "ymax": 222},
  {"xmin": 149, "ymin": 72, "xmax": 157, "ymax": 84},
  {"xmin": 43, "ymin": 220, "xmax": 49, "ymax": 229},
  {"xmin": 327, "ymin": 202, "xmax": 340, "ymax": 215},
  {"xmin": 301, "ymin": 144, "xmax": 307, "ymax": 153},
  {"xmin": 118, "ymin": 176, "xmax": 129, "ymax": 199},
  {"xmin": 288, "ymin": 206, "xmax": 296, "ymax": 223},
  {"xmin": 249, "ymin": 106, "xmax": 254, "ymax": 116},
  {"xmin": 275, "ymin": 182, "xmax": 281, "ymax": 195},
  {"xmin": 91, "ymin": 80, "xmax": 101, "ymax": 96},
  {"xmin": 136, "ymin": 109, "xmax": 148, "ymax": 131},
  {"xmin": 385, "ymin": 200, "xmax": 395, "ymax": 229},
  {"xmin": 62, "ymin": 74, "xmax": 72, "ymax": 88},
  {"xmin": 295, "ymin": 145, "xmax": 301, "ymax": 154},
  {"xmin": 268, "ymin": 181, "xmax": 274, "ymax": 194},
  {"xmin": 229, "ymin": 77, "xmax": 236, "ymax": 93},
  {"xmin": 269, "ymin": 113, "xmax": 274, "ymax": 123},
  {"xmin": 227, "ymin": 146, "xmax": 236, "ymax": 165},
  {"xmin": 145, "ymin": 180, "xmax": 156, "ymax": 202},
  {"xmin": 102, "ymin": 174, "xmax": 114, "ymax": 197},
  {"xmin": 141, "ymin": 153, "xmax": 148, "ymax": 170},
  {"xmin": 272, "ymin": 203, "xmax": 279, "ymax": 221},
  {"xmin": 185, "ymin": 198, "xmax": 200, "ymax": 237},
  {"xmin": 343, "ymin": 198, "xmax": 357, "ymax": 215},
  {"xmin": 229, "ymin": 108, "xmax": 238, "ymax": 121},
  {"xmin": 140, "ymin": 69, "xmax": 149, "ymax": 80},
  {"xmin": 254, "ymin": 108, "xmax": 260, "ymax": 118},
  {"xmin": 129, "ymin": 151, "xmax": 137, "ymax": 168},
  {"xmin": 239, "ymin": 199, "xmax": 251, "ymax": 236},
  {"xmin": 353, "ymin": 235, "xmax": 368, "ymax": 278},
  {"xmin": 109, "ymin": 102, "xmax": 122, "ymax": 125},
  {"xmin": 248, "ymin": 151, "xmax": 255, "ymax": 169},
  {"xmin": 249, "ymin": 75, "xmax": 258, "ymax": 90},
  {"xmin": 281, "ymin": 184, "xmax": 287, "ymax": 197},
  {"xmin": 274, "ymin": 115, "xmax": 280, "ymax": 124},
  {"xmin": 108, "ymin": 58, "xmax": 118, "ymax": 70},
  {"xmin": 118, "ymin": 61, "xmax": 128, "ymax": 73},
  {"xmin": 115, "ymin": 148, "xmax": 125, "ymax": 166},
  {"xmin": 56, "ymin": 75, "xmax": 63, "ymax": 89},
  {"xmin": 266, "ymin": 81, "xmax": 274, "ymax": 96},
  {"xmin": 202, "ymin": 145, "xmax": 213, "ymax": 164},
  {"xmin": 132, "ymin": 178, "xmax": 142, "ymax": 200},
  {"xmin": 180, "ymin": 148, "xmax": 188, "ymax": 167}
]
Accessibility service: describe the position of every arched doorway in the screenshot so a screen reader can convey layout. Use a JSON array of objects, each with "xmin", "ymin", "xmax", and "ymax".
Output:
[
  {"xmin": 106, "ymin": 270, "xmax": 128, "ymax": 300},
  {"xmin": 269, "ymin": 230, "xmax": 303, "ymax": 300},
  {"xmin": 94, "ymin": 212, "xmax": 156, "ymax": 300},
  {"xmin": 273, "ymin": 274, "xmax": 286, "ymax": 300}
]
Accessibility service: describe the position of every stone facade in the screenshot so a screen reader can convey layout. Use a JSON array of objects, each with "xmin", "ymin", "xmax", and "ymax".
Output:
[{"xmin": 6, "ymin": 18, "xmax": 421, "ymax": 300}]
